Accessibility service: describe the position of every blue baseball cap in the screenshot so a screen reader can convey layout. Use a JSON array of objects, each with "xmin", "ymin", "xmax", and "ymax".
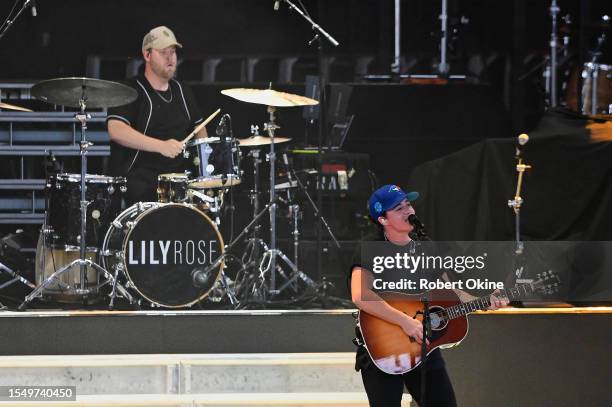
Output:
[{"xmin": 368, "ymin": 184, "xmax": 419, "ymax": 220}]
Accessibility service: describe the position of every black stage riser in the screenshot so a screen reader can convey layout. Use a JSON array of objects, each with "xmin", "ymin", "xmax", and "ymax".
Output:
[{"xmin": 0, "ymin": 311, "xmax": 610, "ymax": 407}]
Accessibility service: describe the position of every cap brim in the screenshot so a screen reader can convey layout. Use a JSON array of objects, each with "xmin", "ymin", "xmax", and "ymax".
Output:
[
  {"xmin": 145, "ymin": 41, "xmax": 183, "ymax": 50},
  {"xmin": 387, "ymin": 191, "xmax": 419, "ymax": 211}
]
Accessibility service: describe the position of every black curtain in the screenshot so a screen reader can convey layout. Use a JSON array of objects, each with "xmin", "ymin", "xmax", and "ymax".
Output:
[{"xmin": 408, "ymin": 108, "xmax": 612, "ymax": 242}]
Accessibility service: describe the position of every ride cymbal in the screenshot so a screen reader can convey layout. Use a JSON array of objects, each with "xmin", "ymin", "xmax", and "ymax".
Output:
[
  {"xmin": 238, "ymin": 135, "xmax": 292, "ymax": 147},
  {"xmin": 221, "ymin": 88, "xmax": 318, "ymax": 107}
]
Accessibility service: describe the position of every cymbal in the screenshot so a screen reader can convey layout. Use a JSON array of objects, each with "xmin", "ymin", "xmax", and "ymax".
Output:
[
  {"xmin": 31, "ymin": 77, "xmax": 138, "ymax": 109},
  {"xmin": 0, "ymin": 102, "xmax": 33, "ymax": 112},
  {"xmin": 238, "ymin": 135, "xmax": 292, "ymax": 147},
  {"xmin": 221, "ymin": 88, "xmax": 319, "ymax": 107}
]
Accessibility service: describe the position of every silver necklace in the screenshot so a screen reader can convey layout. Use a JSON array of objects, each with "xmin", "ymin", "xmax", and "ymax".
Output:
[{"xmin": 155, "ymin": 86, "xmax": 173, "ymax": 103}]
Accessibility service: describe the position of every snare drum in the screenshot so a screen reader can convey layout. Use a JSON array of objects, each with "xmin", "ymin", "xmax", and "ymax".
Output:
[
  {"xmin": 184, "ymin": 137, "xmax": 241, "ymax": 188},
  {"xmin": 46, "ymin": 173, "xmax": 127, "ymax": 249},
  {"xmin": 102, "ymin": 203, "xmax": 225, "ymax": 308},
  {"xmin": 157, "ymin": 172, "xmax": 191, "ymax": 203}
]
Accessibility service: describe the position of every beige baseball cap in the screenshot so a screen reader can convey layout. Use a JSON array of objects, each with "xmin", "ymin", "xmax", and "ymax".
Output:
[{"xmin": 142, "ymin": 26, "xmax": 183, "ymax": 50}]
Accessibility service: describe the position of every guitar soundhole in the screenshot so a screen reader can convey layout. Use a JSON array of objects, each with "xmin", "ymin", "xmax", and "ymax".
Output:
[{"xmin": 429, "ymin": 305, "xmax": 449, "ymax": 331}]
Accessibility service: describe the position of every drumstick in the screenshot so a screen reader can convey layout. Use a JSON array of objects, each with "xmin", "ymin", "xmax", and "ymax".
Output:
[{"xmin": 182, "ymin": 108, "xmax": 221, "ymax": 144}]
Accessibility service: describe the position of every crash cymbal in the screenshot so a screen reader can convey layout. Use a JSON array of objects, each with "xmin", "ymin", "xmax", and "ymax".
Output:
[
  {"xmin": 31, "ymin": 77, "xmax": 138, "ymax": 109},
  {"xmin": 0, "ymin": 102, "xmax": 33, "ymax": 112},
  {"xmin": 238, "ymin": 135, "xmax": 292, "ymax": 147},
  {"xmin": 221, "ymin": 88, "xmax": 319, "ymax": 107}
]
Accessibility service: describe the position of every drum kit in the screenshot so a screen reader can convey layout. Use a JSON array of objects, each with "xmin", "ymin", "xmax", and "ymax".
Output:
[{"xmin": 16, "ymin": 77, "xmax": 322, "ymax": 310}]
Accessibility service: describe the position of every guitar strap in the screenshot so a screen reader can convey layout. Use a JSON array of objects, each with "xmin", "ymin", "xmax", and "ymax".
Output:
[{"xmin": 352, "ymin": 326, "xmax": 364, "ymax": 347}]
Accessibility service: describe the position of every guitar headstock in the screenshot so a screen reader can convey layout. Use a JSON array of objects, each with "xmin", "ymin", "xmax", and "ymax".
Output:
[{"xmin": 530, "ymin": 270, "xmax": 562, "ymax": 295}]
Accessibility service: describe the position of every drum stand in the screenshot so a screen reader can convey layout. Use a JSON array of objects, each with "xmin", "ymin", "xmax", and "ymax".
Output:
[
  {"xmin": 19, "ymin": 95, "xmax": 131, "ymax": 310},
  {"xmin": 0, "ymin": 260, "xmax": 35, "ymax": 309},
  {"xmin": 239, "ymin": 148, "xmax": 264, "ymax": 285},
  {"xmin": 0, "ymin": 262, "xmax": 35, "ymax": 292}
]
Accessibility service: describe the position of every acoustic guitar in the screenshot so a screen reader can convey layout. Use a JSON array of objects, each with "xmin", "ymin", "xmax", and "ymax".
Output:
[{"xmin": 358, "ymin": 272, "xmax": 560, "ymax": 375}]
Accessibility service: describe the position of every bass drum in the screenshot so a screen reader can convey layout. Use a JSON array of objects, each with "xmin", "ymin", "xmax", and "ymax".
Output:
[{"xmin": 102, "ymin": 203, "xmax": 224, "ymax": 308}]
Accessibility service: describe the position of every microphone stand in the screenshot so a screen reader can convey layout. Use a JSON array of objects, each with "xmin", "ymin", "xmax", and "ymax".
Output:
[
  {"xmin": 0, "ymin": 0, "xmax": 36, "ymax": 42},
  {"xmin": 507, "ymin": 137, "xmax": 532, "ymax": 296},
  {"xmin": 548, "ymin": 0, "xmax": 560, "ymax": 107},
  {"xmin": 507, "ymin": 144, "xmax": 531, "ymax": 256},
  {"xmin": 277, "ymin": 0, "xmax": 339, "ymax": 282},
  {"xmin": 420, "ymin": 294, "xmax": 431, "ymax": 407},
  {"xmin": 410, "ymin": 226, "xmax": 432, "ymax": 407}
]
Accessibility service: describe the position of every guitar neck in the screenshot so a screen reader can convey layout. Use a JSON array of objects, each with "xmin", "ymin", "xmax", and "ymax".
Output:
[{"xmin": 445, "ymin": 282, "xmax": 536, "ymax": 320}]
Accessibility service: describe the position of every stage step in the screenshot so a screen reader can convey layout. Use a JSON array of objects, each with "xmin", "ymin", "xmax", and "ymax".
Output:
[{"xmin": 0, "ymin": 353, "xmax": 412, "ymax": 406}]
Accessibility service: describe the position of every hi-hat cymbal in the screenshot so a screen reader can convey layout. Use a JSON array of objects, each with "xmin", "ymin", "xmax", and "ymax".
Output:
[
  {"xmin": 0, "ymin": 102, "xmax": 33, "ymax": 112},
  {"xmin": 238, "ymin": 135, "xmax": 292, "ymax": 147},
  {"xmin": 221, "ymin": 88, "xmax": 319, "ymax": 107},
  {"xmin": 31, "ymin": 77, "xmax": 138, "ymax": 109}
]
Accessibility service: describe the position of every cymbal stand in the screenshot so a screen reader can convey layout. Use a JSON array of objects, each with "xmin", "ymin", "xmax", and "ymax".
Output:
[
  {"xmin": 261, "ymin": 106, "xmax": 320, "ymax": 295},
  {"xmin": 241, "ymin": 137, "xmax": 264, "ymax": 271},
  {"xmin": 19, "ymin": 90, "xmax": 130, "ymax": 310},
  {"xmin": 229, "ymin": 107, "xmax": 316, "ymax": 298}
]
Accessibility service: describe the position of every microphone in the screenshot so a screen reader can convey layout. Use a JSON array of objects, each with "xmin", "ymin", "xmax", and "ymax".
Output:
[
  {"xmin": 408, "ymin": 214, "xmax": 430, "ymax": 240},
  {"xmin": 515, "ymin": 133, "xmax": 529, "ymax": 157},
  {"xmin": 274, "ymin": 0, "xmax": 280, "ymax": 11},
  {"xmin": 408, "ymin": 214, "xmax": 425, "ymax": 230},
  {"xmin": 215, "ymin": 115, "xmax": 227, "ymax": 136},
  {"xmin": 30, "ymin": 0, "xmax": 37, "ymax": 17},
  {"xmin": 191, "ymin": 254, "xmax": 225, "ymax": 288}
]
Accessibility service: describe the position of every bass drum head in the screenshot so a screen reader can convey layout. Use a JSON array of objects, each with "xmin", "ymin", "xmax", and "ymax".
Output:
[{"xmin": 107, "ymin": 203, "xmax": 224, "ymax": 308}]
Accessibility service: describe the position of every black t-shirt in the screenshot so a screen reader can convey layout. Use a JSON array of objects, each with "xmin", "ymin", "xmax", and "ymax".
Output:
[
  {"xmin": 348, "ymin": 230, "xmax": 445, "ymax": 372},
  {"xmin": 106, "ymin": 74, "xmax": 204, "ymax": 175}
]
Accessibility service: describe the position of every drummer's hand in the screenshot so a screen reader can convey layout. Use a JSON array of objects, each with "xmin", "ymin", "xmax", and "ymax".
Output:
[{"xmin": 159, "ymin": 139, "xmax": 184, "ymax": 158}]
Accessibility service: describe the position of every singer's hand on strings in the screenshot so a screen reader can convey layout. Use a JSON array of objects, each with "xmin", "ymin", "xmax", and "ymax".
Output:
[{"xmin": 488, "ymin": 289, "xmax": 509, "ymax": 310}]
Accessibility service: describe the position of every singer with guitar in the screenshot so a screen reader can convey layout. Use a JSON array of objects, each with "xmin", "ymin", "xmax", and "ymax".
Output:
[{"xmin": 350, "ymin": 184, "xmax": 508, "ymax": 407}]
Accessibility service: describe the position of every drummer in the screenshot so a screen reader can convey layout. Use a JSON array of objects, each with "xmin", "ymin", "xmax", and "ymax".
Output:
[{"xmin": 106, "ymin": 25, "xmax": 208, "ymax": 205}]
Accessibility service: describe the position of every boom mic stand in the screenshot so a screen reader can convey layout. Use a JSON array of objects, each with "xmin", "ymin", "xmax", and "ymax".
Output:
[{"xmin": 276, "ymin": 0, "xmax": 339, "ymax": 283}]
